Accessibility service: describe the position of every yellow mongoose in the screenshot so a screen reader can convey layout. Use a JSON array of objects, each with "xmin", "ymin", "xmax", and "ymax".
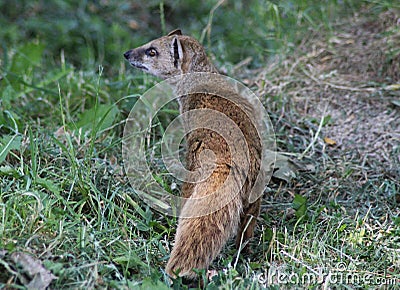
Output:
[{"xmin": 124, "ymin": 29, "xmax": 262, "ymax": 279}]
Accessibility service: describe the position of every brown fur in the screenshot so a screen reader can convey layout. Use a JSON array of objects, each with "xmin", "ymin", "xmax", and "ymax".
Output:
[{"xmin": 124, "ymin": 29, "xmax": 262, "ymax": 279}]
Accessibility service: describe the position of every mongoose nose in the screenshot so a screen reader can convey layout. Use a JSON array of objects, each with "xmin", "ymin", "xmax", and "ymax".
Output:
[{"xmin": 123, "ymin": 51, "xmax": 131, "ymax": 59}]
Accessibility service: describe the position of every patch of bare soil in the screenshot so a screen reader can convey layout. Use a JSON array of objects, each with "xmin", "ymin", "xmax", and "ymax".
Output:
[
  {"xmin": 242, "ymin": 9, "xmax": 399, "ymax": 277},
  {"xmin": 257, "ymin": 8, "xmax": 400, "ymax": 184}
]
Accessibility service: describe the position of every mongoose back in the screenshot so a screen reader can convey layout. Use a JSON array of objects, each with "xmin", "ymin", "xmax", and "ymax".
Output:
[{"xmin": 124, "ymin": 29, "xmax": 262, "ymax": 279}]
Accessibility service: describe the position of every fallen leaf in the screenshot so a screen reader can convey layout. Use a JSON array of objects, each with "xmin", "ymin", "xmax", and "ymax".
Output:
[
  {"xmin": 324, "ymin": 136, "xmax": 337, "ymax": 145},
  {"xmin": 128, "ymin": 19, "xmax": 139, "ymax": 30},
  {"xmin": 11, "ymin": 252, "xmax": 57, "ymax": 290},
  {"xmin": 384, "ymin": 84, "xmax": 400, "ymax": 91},
  {"xmin": 53, "ymin": 126, "xmax": 66, "ymax": 138},
  {"xmin": 272, "ymin": 153, "xmax": 298, "ymax": 182},
  {"xmin": 391, "ymin": 99, "xmax": 400, "ymax": 107}
]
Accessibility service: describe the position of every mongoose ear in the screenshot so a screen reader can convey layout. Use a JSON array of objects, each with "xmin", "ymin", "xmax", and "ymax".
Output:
[
  {"xmin": 171, "ymin": 36, "xmax": 183, "ymax": 69},
  {"xmin": 168, "ymin": 29, "xmax": 182, "ymax": 36}
]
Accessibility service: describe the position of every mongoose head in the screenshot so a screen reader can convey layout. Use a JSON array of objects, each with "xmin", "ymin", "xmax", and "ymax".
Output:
[{"xmin": 124, "ymin": 29, "xmax": 216, "ymax": 79}]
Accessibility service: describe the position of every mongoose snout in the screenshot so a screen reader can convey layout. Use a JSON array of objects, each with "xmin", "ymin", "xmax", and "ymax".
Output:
[{"xmin": 123, "ymin": 50, "xmax": 131, "ymax": 59}]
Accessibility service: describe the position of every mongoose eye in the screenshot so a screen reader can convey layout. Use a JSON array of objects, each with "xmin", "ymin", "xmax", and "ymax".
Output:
[{"xmin": 146, "ymin": 48, "xmax": 158, "ymax": 57}]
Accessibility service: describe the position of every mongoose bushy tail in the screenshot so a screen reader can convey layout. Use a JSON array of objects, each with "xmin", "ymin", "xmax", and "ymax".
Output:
[
  {"xmin": 124, "ymin": 29, "xmax": 263, "ymax": 279},
  {"xmin": 166, "ymin": 164, "xmax": 243, "ymax": 278}
]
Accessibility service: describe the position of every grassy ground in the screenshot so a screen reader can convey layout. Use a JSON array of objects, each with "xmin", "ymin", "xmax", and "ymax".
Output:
[{"xmin": 1, "ymin": 0, "xmax": 399, "ymax": 289}]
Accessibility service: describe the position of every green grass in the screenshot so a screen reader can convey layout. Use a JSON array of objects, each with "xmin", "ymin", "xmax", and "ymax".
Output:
[{"xmin": 1, "ymin": 0, "xmax": 399, "ymax": 289}]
